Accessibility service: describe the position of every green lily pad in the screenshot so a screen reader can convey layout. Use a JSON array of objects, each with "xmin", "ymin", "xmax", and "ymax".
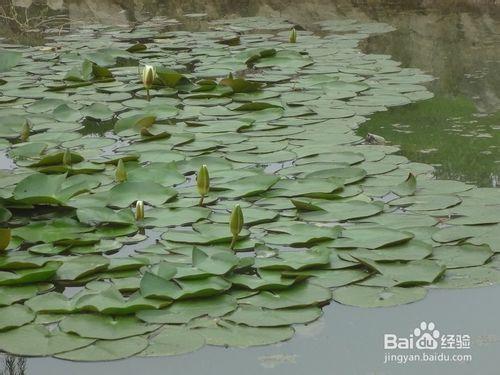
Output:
[
  {"xmin": 225, "ymin": 270, "xmax": 298, "ymax": 291},
  {"xmin": 140, "ymin": 272, "xmax": 231, "ymax": 300},
  {"xmin": 225, "ymin": 305, "xmax": 322, "ymax": 327},
  {"xmin": 192, "ymin": 319, "xmax": 294, "ymax": 348},
  {"xmin": 56, "ymin": 336, "xmax": 149, "ymax": 361},
  {"xmin": 331, "ymin": 227, "xmax": 414, "ymax": 249},
  {"xmin": 0, "ymin": 324, "xmax": 95, "ymax": 356},
  {"xmin": 143, "ymin": 207, "xmax": 210, "ymax": 228},
  {"xmin": 332, "ymin": 285, "xmax": 427, "ymax": 307},
  {"xmin": 355, "ymin": 258, "xmax": 445, "ymax": 286},
  {"xmin": 296, "ymin": 200, "xmax": 384, "ymax": 222},
  {"xmin": 432, "ymin": 225, "xmax": 500, "ymax": 252},
  {"xmin": 59, "ymin": 314, "xmax": 159, "ymax": 340},
  {"xmin": 137, "ymin": 294, "xmax": 237, "ymax": 324},
  {"xmin": 25, "ymin": 292, "xmax": 75, "ymax": 313},
  {"xmin": 140, "ymin": 326, "xmax": 205, "ymax": 356},
  {"xmin": 77, "ymin": 207, "xmax": 135, "ymax": 226},
  {"xmin": 289, "ymin": 269, "xmax": 370, "ymax": 288},
  {"xmin": 433, "ymin": 266, "xmax": 500, "ymax": 289},
  {"xmin": 75, "ymin": 286, "xmax": 167, "ymax": 315},
  {"xmin": 240, "ymin": 282, "xmax": 331, "ymax": 309},
  {"xmin": 346, "ymin": 240, "xmax": 432, "ymax": 262},
  {"xmin": 13, "ymin": 173, "xmax": 92, "ymax": 205},
  {"xmin": 192, "ymin": 247, "xmax": 239, "ymax": 275},
  {"xmin": 254, "ymin": 247, "xmax": 331, "ymax": 270},
  {"xmin": 0, "ymin": 262, "xmax": 60, "ymax": 286},
  {"xmin": 0, "ymin": 285, "xmax": 41, "ymax": 306},
  {"xmin": 127, "ymin": 162, "xmax": 185, "ymax": 186},
  {"xmin": 431, "ymin": 244, "xmax": 493, "ymax": 269},
  {"xmin": 163, "ymin": 223, "xmax": 250, "ymax": 245},
  {"xmin": 0, "ymin": 304, "xmax": 35, "ymax": 331},
  {"xmin": 260, "ymin": 223, "xmax": 341, "ymax": 247},
  {"xmin": 0, "ymin": 50, "xmax": 22, "ymax": 72},
  {"xmin": 389, "ymin": 194, "xmax": 461, "ymax": 211},
  {"xmin": 56, "ymin": 255, "xmax": 109, "ymax": 281},
  {"xmin": 106, "ymin": 181, "xmax": 178, "ymax": 208}
]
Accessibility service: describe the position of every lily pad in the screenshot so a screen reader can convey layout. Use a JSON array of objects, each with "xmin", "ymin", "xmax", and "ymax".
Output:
[
  {"xmin": 0, "ymin": 304, "xmax": 35, "ymax": 331},
  {"xmin": 431, "ymin": 244, "xmax": 493, "ymax": 269},
  {"xmin": 331, "ymin": 227, "xmax": 413, "ymax": 249},
  {"xmin": 332, "ymin": 285, "xmax": 427, "ymax": 307},
  {"xmin": 140, "ymin": 326, "xmax": 205, "ymax": 356},
  {"xmin": 225, "ymin": 305, "xmax": 322, "ymax": 327},
  {"xmin": 59, "ymin": 314, "xmax": 159, "ymax": 340},
  {"xmin": 240, "ymin": 282, "xmax": 331, "ymax": 309},
  {"xmin": 0, "ymin": 325, "xmax": 95, "ymax": 356},
  {"xmin": 355, "ymin": 258, "xmax": 445, "ymax": 286},
  {"xmin": 192, "ymin": 319, "xmax": 294, "ymax": 348},
  {"xmin": 137, "ymin": 294, "xmax": 237, "ymax": 324},
  {"xmin": 56, "ymin": 336, "xmax": 149, "ymax": 361}
]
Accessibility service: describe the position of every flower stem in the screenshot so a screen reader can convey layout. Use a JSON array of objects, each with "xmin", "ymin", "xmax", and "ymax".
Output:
[
  {"xmin": 230, "ymin": 235, "xmax": 237, "ymax": 250},
  {"xmin": 146, "ymin": 89, "xmax": 150, "ymax": 101},
  {"xmin": 199, "ymin": 195, "xmax": 204, "ymax": 207}
]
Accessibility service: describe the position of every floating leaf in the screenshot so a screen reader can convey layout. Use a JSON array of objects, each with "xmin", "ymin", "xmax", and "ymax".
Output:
[
  {"xmin": 431, "ymin": 244, "xmax": 493, "ymax": 269},
  {"xmin": 75, "ymin": 286, "xmax": 167, "ymax": 315},
  {"xmin": 0, "ymin": 304, "xmax": 35, "ymax": 331},
  {"xmin": 192, "ymin": 247, "xmax": 239, "ymax": 275},
  {"xmin": 332, "ymin": 285, "xmax": 427, "ymax": 307},
  {"xmin": 240, "ymin": 282, "xmax": 331, "ymax": 309},
  {"xmin": 0, "ymin": 325, "xmax": 95, "ymax": 356},
  {"xmin": 225, "ymin": 305, "xmax": 321, "ymax": 327},
  {"xmin": 192, "ymin": 319, "xmax": 294, "ymax": 348},
  {"xmin": 254, "ymin": 247, "xmax": 331, "ymax": 270},
  {"xmin": 13, "ymin": 174, "xmax": 92, "ymax": 205},
  {"xmin": 0, "ymin": 285, "xmax": 40, "ymax": 306},
  {"xmin": 56, "ymin": 336, "xmax": 148, "ymax": 361},
  {"xmin": 355, "ymin": 258, "xmax": 445, "ymax": 286},
  {"xmin": 56, "ymin": 255, "xmax": 109, "ymax": 281},
  {"xmin": 137, "ymin": 294, "xmax": 237, "ymax": 324},
  {"xmin": 331, "ymin": 227, "xmax": 413, "ymax": 249},
  {"xmin": 107, "ymin": 181, "xmax": 178, "ymax": 208},
  {"xmin": 141, "ymin": 326, "xmax": 205, "ymax": 356},
  {"xmin": 0, "ymin": 50, "xmax": 21, "ymax": 72},
  {"xmin": 59, "ymin": 314, "xmax": 159, "ymax": 340}
]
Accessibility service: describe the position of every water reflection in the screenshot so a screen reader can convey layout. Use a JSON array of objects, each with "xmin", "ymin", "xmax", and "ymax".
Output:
[{"xmin": 1, "ymin": 355, "xmax": 26, "ymax": 375}]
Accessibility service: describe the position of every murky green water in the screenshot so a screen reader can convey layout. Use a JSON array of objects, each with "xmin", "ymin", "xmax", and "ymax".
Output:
[
  {"xmin": 359, "ymin": 10, "xmax": 500, "ymax": 186},
  {"xmin": 358, "ymin": 97, "xmax": 500, "ymax": 186},
  {"xmin": 1, "ymin": 1, "xmax": 499, "ymax": 374}
]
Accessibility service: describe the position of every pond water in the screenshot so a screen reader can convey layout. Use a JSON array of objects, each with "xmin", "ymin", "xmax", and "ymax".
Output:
[
  {"xmin": 0, "ymin": 1, "xmax": 499, "ymax": 374},
  {"xmin": 26, "ymin": 286, "xmax": 500, "ymax": 375}
]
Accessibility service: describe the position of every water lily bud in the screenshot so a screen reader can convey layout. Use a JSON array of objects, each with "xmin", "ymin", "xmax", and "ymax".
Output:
[
  {"xmin": 0, "ymin": 228, "xmax": 11, "ymax": 251},
  {"xmin": 228, "ymin": 72, "xmax": 234, "ymax": 80},
  {"xmin": 20, "ymin": 121, "xmax": 30, "ymax": 142},
  {"xmin": 289, "ymin": 27, "xmax": 297, "ymax": 43},
  {"xmin": 197, "ymin": 164, "xmax": 210, "ymax": 201},
  {"xmin": 62, "ymin": 148, "xmax": 72, "ymax": 166},
  {"xmin": 115, "ymin": 159, "xmax": 127, "ymax": 183},
  {"xmin": 229, "ymin": 204, "xmax": 244, "ymax": 250},
  {"xmin": 230, "ymin": 204, "xmax": 244, "ymax": 236},
  {"xmin": 141, "ymin": 65, "xmax": 156, "ymax": 90},
  {"xmin": 135, "ymin": 200, "xmax": 144, "ymax": 221}
]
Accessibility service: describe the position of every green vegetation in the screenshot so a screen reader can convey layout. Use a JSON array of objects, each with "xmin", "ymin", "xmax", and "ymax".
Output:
[{"xmin": 0, "ymin": 16, "xmax": 498, "ymax": 361}]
